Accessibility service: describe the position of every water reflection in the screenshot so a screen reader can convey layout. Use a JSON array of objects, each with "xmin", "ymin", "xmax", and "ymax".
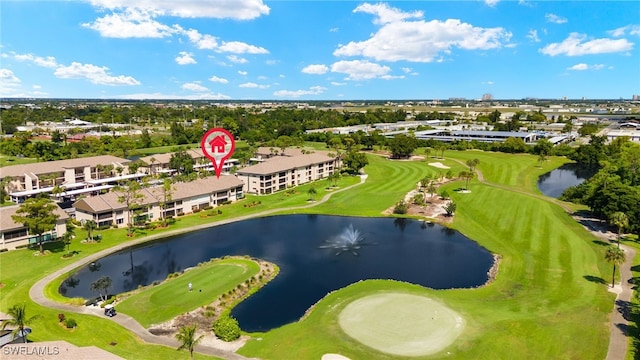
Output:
[
  {"xmin": 61, "ymin": 215, "xmax": 493, "ymax": 332},
  {"xmin": 538, "ymin": 163, "xmax": 597, "ymax": 198}
]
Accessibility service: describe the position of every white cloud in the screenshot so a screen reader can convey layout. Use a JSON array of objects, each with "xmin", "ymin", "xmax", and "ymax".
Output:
[
  {"xmin": 0, "ymin": 68, "xmax": 21, "ymax": 95},
  {"xmin": 540, "ymin": 32, "xmax": 634, "ymax": 56},
  {"xmin": 181, "ymin": 28, "xmax": 219, "ymax": 49},
  {"xmin": 239, "ymin": 82, "xmax": 269, "ymax": 89},
  {"xmin": 182, "ymin": 82, "xmax": 209, "ymax": 92},
  {"xmin": 209, "ymin": 76, "xmax": 229, "ymax": 84},
  {"xmin": 329, "ymin": 27, "xmax": 339, "ymax": 33},
  {"xmin": 83, "ymin": 8, "xmax": 176, "ymax": 38},
  {"xmin": 608, "ymin": 25, "xmax": 640, "ymax": 37},
  {"xmin": 175, "ymin": 51, "xmax": 196, "ymax": 65},
  {"xmin": 527, "ymin": 29, "xmax": 540, "ymax": 42},
  {"xmin": 545, "ymin": 13, "xmax": 567, "ymax": 24},
  {"xmin": 335, "ymin": 4, "xmax": 512, "ymax": 63},
  {"xmin": 331, "ymin": 81, "xmax": 347, "ymax": 86},
  {"xmin": 118, "ymin": 92, "xmax": 231, "ymax": 100},
  {"xmin": 178, "ymin": 28, "xmax": 268, "ymax": 55},
  {"xmin": 330, "ymin": 60, "xmax": 391, "ymax": 80},
  {"xmin": 87, "ymin": 0, "xmax": 270, "ymax": 20},
  {"xmin": 353, "ymin": 3, "xmax": 423, "ymax": 25},
  {"xmin": 567, "ymin": 63, "xmax": 606, "ymax": 71},
  {"xmin": 518, "ymin": 0, "xmax": 534, "ymax": 8},
  {"xmin": 302, "ymin": 64, "xmax": 329, "ymax": 75},
  {"xmin": 484, "ymin": 0, "xmax": 500, "ymax": 7},
  {"xmin": 238, "ymin": 70, "xmax": 248, "ymax": 76},
  {"xmin": 273, "ymin": 86, "xmax": 326, "ymax": 98},
  {"xmin": 227, "ymin": 55, "xmax": 248, "ymax": 64},
  {"xmin": 12, "ymin": 52, "xmax": 58, "ymax": 68},
  {"xmin": 54, "ymin": 62, "xmax": 141, "ymax": 86},
  {"xmin": 218, "ymin": 41, "xmax": 268, "ymax": 54}
]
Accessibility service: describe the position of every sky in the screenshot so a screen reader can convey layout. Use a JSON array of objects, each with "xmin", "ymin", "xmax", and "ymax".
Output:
[{"xmin": 1, "ymin": 1, "xmax": 639, "ymax": 100}]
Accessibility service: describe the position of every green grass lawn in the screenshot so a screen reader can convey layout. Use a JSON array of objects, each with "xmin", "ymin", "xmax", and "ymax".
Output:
[
  {"xmin": 0, "ymin": 150, "xmax": 625, "ymax": 359},
  {"xmin": 117, "ymin": 258, "xmax": 261, "ymax": 327},
  {"xmin": 0, "ymin": 154, "xmax": 39, "ymax": 167}
]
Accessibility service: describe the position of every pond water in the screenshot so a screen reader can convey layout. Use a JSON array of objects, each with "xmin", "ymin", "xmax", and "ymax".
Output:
[
  {"xmin": 60, "ymin": 215, "xmax": 494, "ymax": 332},
  {"xmin": 538, "ymin": 163, "xmax": 597, "ymax": 198}
]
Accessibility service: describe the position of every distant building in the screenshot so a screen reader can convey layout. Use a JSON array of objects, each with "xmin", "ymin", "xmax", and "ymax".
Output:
[
  {"xmin": 633, "ymin": 94, "xmax": 640, "ymax": 101},
  {"xmin": 482, "ymin": 93, "xmax": 494, "ymax": 101}
]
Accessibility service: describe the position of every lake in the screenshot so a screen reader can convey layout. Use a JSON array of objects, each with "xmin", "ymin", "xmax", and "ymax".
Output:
[{"xmin": 61, "ymin": 215, "xmax": 494, "ymax": 331}]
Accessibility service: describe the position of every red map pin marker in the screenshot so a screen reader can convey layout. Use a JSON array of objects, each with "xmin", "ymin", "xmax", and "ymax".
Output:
[{"xmin": 201, "ymin": 128, "xmax": 235, "ymax": 178}]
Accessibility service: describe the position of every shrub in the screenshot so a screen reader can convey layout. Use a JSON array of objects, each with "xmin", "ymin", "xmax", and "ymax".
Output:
[
  {"xmin": 212, "ymin": 315, "xmax": 241, "ymax": 342},
  {"xmin": 100, "ymin": 297, "xmax": 116, "ymax": 308},
  {"xmin": 64, "ymin": 318, "xmax": 77, "ymax": 329},
  {"xmin": 393, "ymin": 200, "xmax": 408, "ymax": 214},
  {"xmin": 58, "ymin": 313, "xmax": 66, "ymax": 322}
]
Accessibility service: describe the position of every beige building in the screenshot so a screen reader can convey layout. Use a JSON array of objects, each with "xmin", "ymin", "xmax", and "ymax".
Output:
[
  {"xmin": 74, "ymin": 176, "xmax": 244, "ymax": 228},
  {"xmin": 0, "ymin": 204, "xmax": 69, "ymax": 250},
  {"xmin": 0, "ymin": 155, "xmax": 135, "ymax": 203},
  {"xmin": 236, "ymin": 151, "xmax": 338, "ymax": 195},
  {"xmin": 138, "ymin": 148, "xmax": 238, "ymax": 176}
]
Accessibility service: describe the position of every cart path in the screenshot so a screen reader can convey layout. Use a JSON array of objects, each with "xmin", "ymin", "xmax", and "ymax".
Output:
[
  {"xmin": 29, "ymin": 174, "xmax": 367, "ymax": 360},
  {"xmin": 449, "ymin": 157, "xmax": 636, "ymax": 360}
]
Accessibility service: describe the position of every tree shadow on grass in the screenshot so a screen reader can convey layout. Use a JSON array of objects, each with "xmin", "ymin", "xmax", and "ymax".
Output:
[
  {"xmin": 584, "ymin": 275, "xmax": 608, "ymax": 285},
  {"xmin": 592, "ymin": 239, "xmax": 612, "ymax": 247}
]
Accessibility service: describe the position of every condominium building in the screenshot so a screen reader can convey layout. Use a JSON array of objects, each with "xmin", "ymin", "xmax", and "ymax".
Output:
[
  {"xmin": 74, "ymin": 175, "xmax": 244, "ymax": 228},
  {"xmin": 0, "ymin": 204, "xmax": 69, "ymax": 250},
  {"xmin": 0, "ymin": 155, "xmax": 138, "ymax": 203},
  {"xmin": 236, "ymin": 151, "xmax": 338, "ymax": 195}
]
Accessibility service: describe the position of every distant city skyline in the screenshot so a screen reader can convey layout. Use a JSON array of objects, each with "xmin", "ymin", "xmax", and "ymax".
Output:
[{"xmin": 1, "ymin": 1, "xmax": 639, "ymax": 100}]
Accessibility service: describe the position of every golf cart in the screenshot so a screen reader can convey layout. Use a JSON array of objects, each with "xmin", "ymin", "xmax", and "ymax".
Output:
[{"xmin": 104, "ymin": 304, "xmax": 117, "ymax": 317}]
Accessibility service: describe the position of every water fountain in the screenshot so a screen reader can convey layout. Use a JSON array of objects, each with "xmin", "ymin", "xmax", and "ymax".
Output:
[{"xmin": 319, "ymin": 224, "xmax": 369, "ymax": 255}]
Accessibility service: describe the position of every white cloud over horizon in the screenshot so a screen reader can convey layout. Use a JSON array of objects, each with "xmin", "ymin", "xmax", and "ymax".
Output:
[{"xmin": 540, "ymin": 32, "xmax": 634, "ymax": 56}]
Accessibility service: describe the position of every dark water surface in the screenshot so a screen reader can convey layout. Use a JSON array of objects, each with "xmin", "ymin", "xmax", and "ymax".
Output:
[
  {"xmin": 538, "ymin": 163, "xmax": 597, "ymax": 198},
  {"xmin": 61, "ymin": 215, "xmax": 493, "ymax": 331}
]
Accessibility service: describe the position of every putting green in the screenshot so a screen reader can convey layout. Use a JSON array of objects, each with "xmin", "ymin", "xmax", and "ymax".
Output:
[{"xmin": 338, "ymin": 292, "xmax": 464, "ymax": 357}]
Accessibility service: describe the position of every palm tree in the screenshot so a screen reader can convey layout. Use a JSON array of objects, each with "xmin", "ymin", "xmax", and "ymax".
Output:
[
  {"xmin": 604, "ymin": 246, "xmax": 626, "ymax": 288},
  {"xmin": 176, "ymin": 323, "xmax": 204, "ymax": 360},
  {"xmin": 90, "ymin": 276, "xmax": 113, "ymax": 301},
  {"xmin": 307, "ymin": 187, "xmax": 317, "ymax": 201},
  {"xmin": 609, "ymin": 212, "xmax": 628, "ymax": 247},
  {"xmin": 83, "ymin": 219, "xmax": 97, "ymax": 242},
  {"xmin": 2, "ymin": 304, "xmax": 42, "ymax": 343}
]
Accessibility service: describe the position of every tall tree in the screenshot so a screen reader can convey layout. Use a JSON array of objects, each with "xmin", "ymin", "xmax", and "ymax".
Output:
[
  {"xmin": 83, "ymin": 219, "xmax": 97, "ymax": 241},
  {"xmin": 115, "ymin": 181, "xmax": 144, "ymax": 236},
  {"xmin": 604, "ymin": 246, "xmax": 625, "ymax": 288},
  {"xmin": 609, "ymin": 212, "xmax": 628, "ymax": 247},
  {"xmin": 1, "ymin": 304, "xmax": 42, "ymax": 343},
  {"xmin": 11, "ymin": 197, "xmax": 60, "ymax": 254},
  {"xmin": 176, "ymin": 323, "xmax": 204, "ymax": 360}
]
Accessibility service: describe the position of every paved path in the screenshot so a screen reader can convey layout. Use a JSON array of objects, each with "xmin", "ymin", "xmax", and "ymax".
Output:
[
  {"xmin": 605, "ymin": 244, "xmax": 636, "ymax": 360},
  {"xmin": 29, "ymin": 175, "xmax": 367, "ymax": 360},
  {"xmin": 450, "ymin": 158, "xmax": 636, "ymax": 360}
]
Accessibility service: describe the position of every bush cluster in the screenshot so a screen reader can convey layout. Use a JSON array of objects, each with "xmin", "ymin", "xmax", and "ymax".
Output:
[{"xmin": 212, "ymin": 315, "xmax": 241, "ymax": 342}]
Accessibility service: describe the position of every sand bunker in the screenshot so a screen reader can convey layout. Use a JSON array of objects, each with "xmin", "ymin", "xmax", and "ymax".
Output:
[{"xmin": 428, "ymin": 162, "xmax": 450, "ymax": 169}]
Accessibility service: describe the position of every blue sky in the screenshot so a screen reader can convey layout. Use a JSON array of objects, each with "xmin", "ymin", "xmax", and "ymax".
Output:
[{"xmin": 1, "ymin": 1, "xmax": 639, "ymax": 100}]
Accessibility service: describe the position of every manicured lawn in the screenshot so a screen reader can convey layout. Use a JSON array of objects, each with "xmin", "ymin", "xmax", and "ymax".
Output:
[
  {"xmin": 0, "ymin": 154, "xmax": 39, "ymax": 167},
  {"xmin": 117, "ymin": 258, "xmax": 261, "ymax": 327},
  {"xmin": 0, "ymin": 150, "xmax": 621, "ymax": 359}
]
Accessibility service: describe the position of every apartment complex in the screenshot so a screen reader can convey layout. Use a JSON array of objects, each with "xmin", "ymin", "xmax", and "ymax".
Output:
[
  {"xmin": 0, "ymin": 204, "xmax": 69, "ymax": 250},
  {"xmin": 236, "ymin": 151, "xmax": 338, "ymax": 195},
  {"xmin": 0, "ymin": 155, "xmax": 136, "ymax": 203},
  {"xmin": 74, "ymin": 176, "xmax": 244, "ymax": 228}
]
